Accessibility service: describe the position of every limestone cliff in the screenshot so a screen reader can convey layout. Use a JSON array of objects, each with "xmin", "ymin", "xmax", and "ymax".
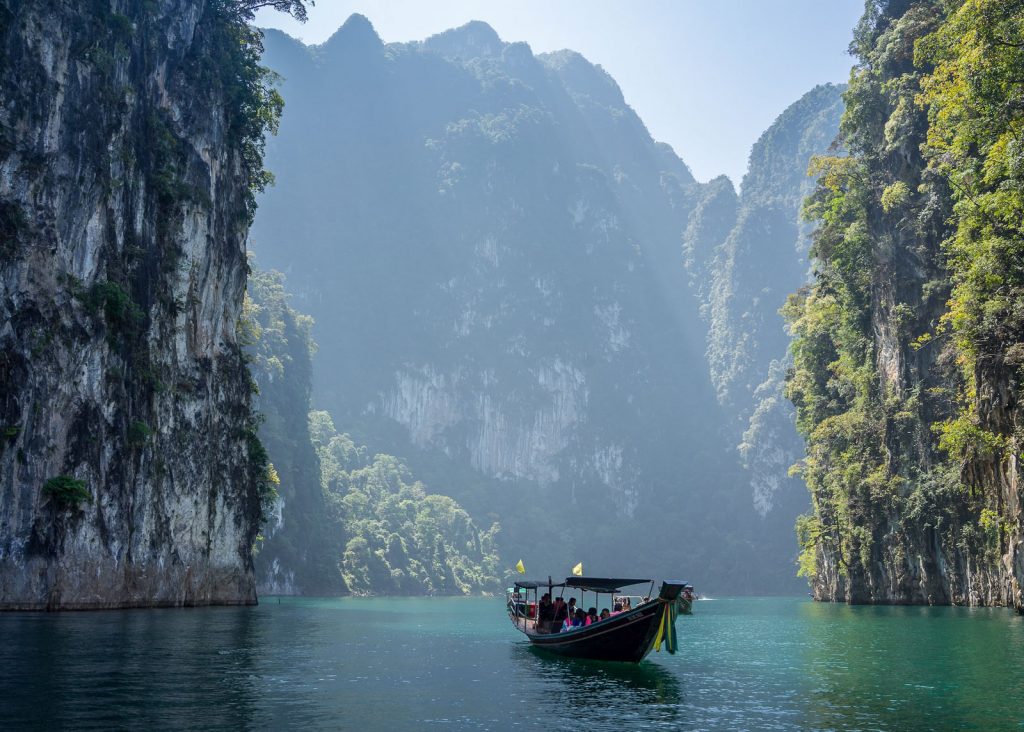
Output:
[
  {"xmin": 787, "ymin": 0, "xmax": 1023, "ymax": 609},
  {"xmin": 0, "ymin": 1, "xmax": 279, "ymax": 608}
]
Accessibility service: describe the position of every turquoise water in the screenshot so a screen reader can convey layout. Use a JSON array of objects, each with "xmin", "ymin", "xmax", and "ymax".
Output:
[{"xmin": 1, "ymin": 596, "xmax": 1022, "ymax": 730}]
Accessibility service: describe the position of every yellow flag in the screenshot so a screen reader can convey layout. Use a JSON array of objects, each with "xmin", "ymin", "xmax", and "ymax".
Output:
[
  {"xmin": 572, "ymin": 562, "xmax": 583, "ymax": 577},
  {"xmin": 516, "ymin": 559, "xmax": 526, "ymax": 574}
]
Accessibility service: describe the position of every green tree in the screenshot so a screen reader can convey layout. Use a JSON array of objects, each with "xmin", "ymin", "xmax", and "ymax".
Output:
[
  {"xmin": 917, "ymin": 0, "xmax": 1024, "ymax": 479},
  {"xmin": 313, "ymin": 415, "xmax": 501, "ymax": 596}
]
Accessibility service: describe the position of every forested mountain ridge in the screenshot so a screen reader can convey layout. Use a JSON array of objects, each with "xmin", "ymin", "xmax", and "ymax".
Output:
[
  {"xmin": 0, "ymin": 0, "xmax": 301, "ymax": 608},
  {"xmin": 788, "ymin": 0, "xmax": 1024, "ymax": 608},
  {"xmin": 252, "ymin": 15, "xmax": 807, "ymax": 593},
  {"xmin": 311, "ymin": 410, "xmax": 502, "ymax": 595}
]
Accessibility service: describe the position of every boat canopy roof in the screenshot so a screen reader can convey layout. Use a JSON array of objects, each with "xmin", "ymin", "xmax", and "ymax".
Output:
[
  {"xmin": 513, "ymin": 577, "xmax": 652, "ymax": 592},
  {"xmin": 565, "ymin": 577, "xmax": 651, "ymax": 593},
  {"xmin": 513, "ymin": 580, "xmax": 566, "ymax": 590}
]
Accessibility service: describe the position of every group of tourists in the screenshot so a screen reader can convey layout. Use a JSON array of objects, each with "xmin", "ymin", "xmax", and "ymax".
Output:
[{"xmin": 534, "ymin": 594, "xmax": 635, "ymax": 633}]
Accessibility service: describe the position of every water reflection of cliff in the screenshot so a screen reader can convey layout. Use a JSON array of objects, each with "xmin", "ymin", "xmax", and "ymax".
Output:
[
  {"xmin": 0, "ymin": 608, "xmax": 262, "ymax": 730},
  {"xmin": 796, "ymin": 601, "xmax": 1024, "ymax": 730}
]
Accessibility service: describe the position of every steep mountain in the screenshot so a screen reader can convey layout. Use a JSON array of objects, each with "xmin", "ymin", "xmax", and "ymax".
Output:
[
  {"xmin": 684, "ymin": 85, "xmax": 844, "ymax": 522},
  {"xmin": 787, "ymin": 0, "xmax": 1024, "ymax": 608},
  {"xmin": 0, "ymin": 1, "xmax": 286, "ymax": 608},
  {"xmin": 252, "ymin": 16, "xmax": 794, "ymax": 593}
]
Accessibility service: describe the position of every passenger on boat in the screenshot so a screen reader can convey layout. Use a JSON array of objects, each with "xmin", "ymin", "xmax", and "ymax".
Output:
[
  {"xmin": 586, "ymin": 607, "xmax": 599, "ymax": 625},
  {"xmin": 567, "ymin": 597, "xmax": 577, "ymax": 618},
  {"xmin": 552, "ymin": 597, "xmax": 569, "ymax": 629},
  {"xmin": 537, "ymin": 593, "xmax": 554, "ymax": 631},
  {"xmin": 561, "ymin": 608, "xmax": 587, "ymax": 632},
  {"xmin": 599, "ymin": 608, "xmax": 610, "ymax": 621},
  {"xmin": 621, "ymin": 597, "xmax": 632, "ymax": 612},
  {"xmin": 612, "ymin": 602, "xmax": 622, "ymax": 614}
]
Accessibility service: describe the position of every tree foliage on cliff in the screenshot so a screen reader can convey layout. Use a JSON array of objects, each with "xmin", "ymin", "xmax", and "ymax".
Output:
[
  {"xmin": 786, "ymin": 0, "xmax": 1023, "ymax": 603},
  {"xmin": 200, "ymin": 2, "xmax": 309, "ymax": 220},
  {"xmin": 918, "ymin": 0, "xmax": 1024, "ymax": 467},
  {"xmin": 245, "ymin": 267, "xmax": 342, "ymax": 593}
]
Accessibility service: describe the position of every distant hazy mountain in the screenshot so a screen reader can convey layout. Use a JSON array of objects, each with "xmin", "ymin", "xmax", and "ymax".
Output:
[
  {"xmin": 684, "ymin": 84, "xmax": 844, "ymax": 517},
  {"xmin": 250, "ymin": 15, "xmax": 834, "ymax": 593}
]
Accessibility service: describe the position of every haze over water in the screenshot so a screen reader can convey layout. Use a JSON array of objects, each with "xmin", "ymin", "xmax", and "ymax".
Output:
[{"xmin": 2, "ymin": 597, "xmax": 1021, "ymax": 730}]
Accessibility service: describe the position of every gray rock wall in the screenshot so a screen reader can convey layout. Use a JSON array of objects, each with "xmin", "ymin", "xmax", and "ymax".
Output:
[{"xmin": 0, "ymin": 1, "xmax": 260, "ymax": 608}]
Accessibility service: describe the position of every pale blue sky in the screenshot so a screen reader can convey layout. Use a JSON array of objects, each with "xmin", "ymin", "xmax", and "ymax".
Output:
[{"xmin": 256, "ymin": 1, "xmax": 863, "ymax": 186}]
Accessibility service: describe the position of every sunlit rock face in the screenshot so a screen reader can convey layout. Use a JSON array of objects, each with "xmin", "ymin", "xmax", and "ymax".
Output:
[
  {"xmin": 683, "ymin": 84, "xmax": 844, "ymax": 520},
  {"xmin": 0, "ymin": 2, "xmax": 260, "ymax": 608},
  {"xmin": 252, "ymin": 16, "xmax": 808, "ymax": 592},
  {"xmin": 380, "ymin": 359, "xmax": 587, "ymax": 487}
]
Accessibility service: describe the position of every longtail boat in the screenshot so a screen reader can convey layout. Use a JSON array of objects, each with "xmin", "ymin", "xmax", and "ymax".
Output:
[{"xmin": 506, "ymin": 576, "xmax": 694, "ymax": 663}]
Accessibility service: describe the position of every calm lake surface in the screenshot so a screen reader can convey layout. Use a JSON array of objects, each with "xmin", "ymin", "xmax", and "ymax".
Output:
[{"xmin": 1, "ymin": 596, "xmax": 1022, "ymax": 730}]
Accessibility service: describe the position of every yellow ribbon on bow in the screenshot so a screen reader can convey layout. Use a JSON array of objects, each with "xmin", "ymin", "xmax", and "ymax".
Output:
[{"xmin": 652, "ymin": 601, "xmax": 678, "ymax": 654}]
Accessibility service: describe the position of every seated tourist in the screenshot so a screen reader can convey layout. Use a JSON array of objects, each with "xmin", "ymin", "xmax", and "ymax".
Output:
[
  {"xmin": 612, "ymin": 602, "xmax": 622, "ymax": 614},
  {"xmin": 621, "ymin": 597, "xmax": 632, "ymax": 611},
  {"xmin": 586, "ymin": 607, "xmax": 599, "ymax": 625},
  {"xmin": 561, "ymin": 608, "xmax": 585, "ymax": 632},
  {"xmin": 552, "ymin": 597, "xmax": 569, "ymax": 630},
  {"xmin": 599, "ymin": 608, "xmax": 610, "ymax": 621},
  {"xmin": 537, "ymin": 593, "xmax": 554, "ymax": 632}
]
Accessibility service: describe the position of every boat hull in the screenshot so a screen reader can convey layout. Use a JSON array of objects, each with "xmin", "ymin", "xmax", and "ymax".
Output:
[{"xmin": 520, "ymin": 601, "xmax": 665, "ymax": 663}]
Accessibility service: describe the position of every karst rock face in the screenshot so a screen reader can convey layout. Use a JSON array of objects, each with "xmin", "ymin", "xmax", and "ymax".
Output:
[{"xmin": 0, "ymin": 1, "xmax": 262, "ymax": 608}]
